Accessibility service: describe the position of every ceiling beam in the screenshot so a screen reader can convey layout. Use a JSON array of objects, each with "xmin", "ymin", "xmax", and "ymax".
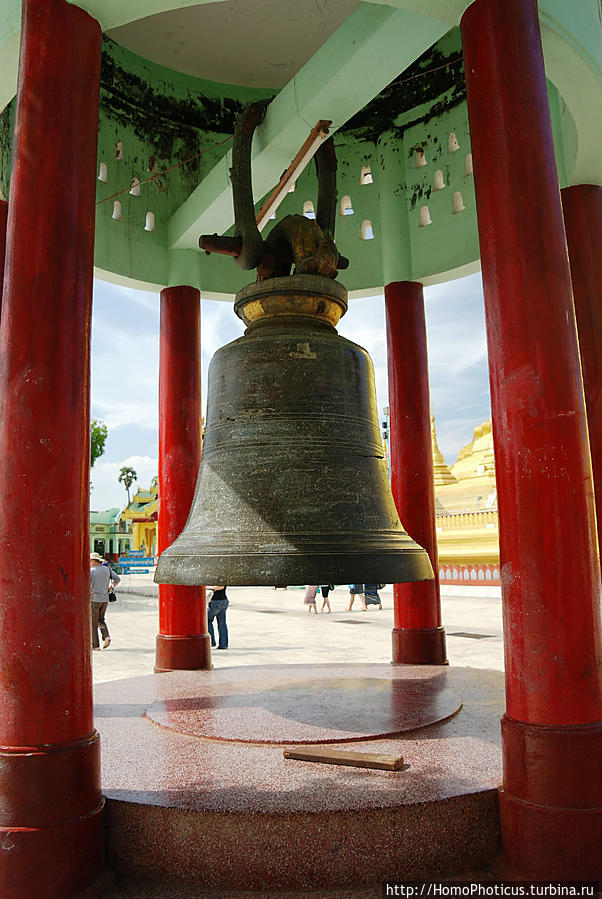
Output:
[{"xmin": 167, "ymin": 3, "xmax": 448, "ymax": 250}]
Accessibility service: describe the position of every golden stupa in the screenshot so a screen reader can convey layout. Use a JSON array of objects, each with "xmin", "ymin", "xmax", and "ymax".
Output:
[{"xmin": 432, "ymin": 418, "xmax": 500, "ymax": 568}]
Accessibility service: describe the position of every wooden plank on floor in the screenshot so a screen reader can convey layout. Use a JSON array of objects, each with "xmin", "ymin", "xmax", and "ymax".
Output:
[{"xmin": 283, "ymin": 746, "xmax": 404, "ymax": 771}]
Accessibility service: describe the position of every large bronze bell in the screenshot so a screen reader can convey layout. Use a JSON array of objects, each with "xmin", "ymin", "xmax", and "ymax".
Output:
[{"xmin": 155, "ymin": 274, "xmax": 433, "ymax": 587}]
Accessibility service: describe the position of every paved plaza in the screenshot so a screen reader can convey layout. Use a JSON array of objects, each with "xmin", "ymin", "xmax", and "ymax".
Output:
[{"xmin": 92, "ymin": 580, "xmax": 504, "ymax": 684}]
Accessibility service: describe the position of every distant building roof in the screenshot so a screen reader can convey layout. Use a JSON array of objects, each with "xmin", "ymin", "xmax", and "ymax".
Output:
[
  {"xmin": 121, "ymin": 479, "xmax": 159, "ymax": 520},
  {"xmin": 90, "ymin": 508, "xmax": 121, "ymax": 524}
]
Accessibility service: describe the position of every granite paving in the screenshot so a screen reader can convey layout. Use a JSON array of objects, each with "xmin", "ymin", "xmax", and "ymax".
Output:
[{"xmin": 92, "ymin": 582, "xmax": 504, "ymax": 684}]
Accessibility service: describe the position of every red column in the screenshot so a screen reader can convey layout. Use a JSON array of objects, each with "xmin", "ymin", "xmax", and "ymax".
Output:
[
  {"xmin": 156, "ymin": 285, "xmax": 211, "ymax": 671},
  {"xmin": 385, "ymin": 281, "xmax": 447, "ymax": 664},
  {"xmin": 0, "ymin": 2, "xmax": 104, "ymax": 897},
  {"xmin": 462, "ymin": 0, "xmax": 602, "ymax": 879},
  {"xmin": 562, "ymin": 185, "xmax": 602, "ymax": 559},
  {"xmin": 0, "ymin": 199, "xmax": 7, "ymax": 318}
]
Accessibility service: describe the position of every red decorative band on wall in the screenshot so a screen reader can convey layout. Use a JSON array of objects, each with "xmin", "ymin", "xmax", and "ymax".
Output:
[
  {"xmin": 155, "ymin": 633, "xmax": 212, "ymax": 672},
  {"xmin": 439, "ymin": 564, "xmax": 500, "ymax": 585},
  {"xmin": 0, "ymin": 731, "xmax": 102, "ymax": 827}
]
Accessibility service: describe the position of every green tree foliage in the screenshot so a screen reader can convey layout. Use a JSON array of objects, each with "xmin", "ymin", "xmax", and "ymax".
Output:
[
  {"xmin": 91, "ymin": 419, "xmax": 108, "ymax": 468},
  {"xmin": 118, "ymin": 466, "xmax": 137, "ymax": 504}
]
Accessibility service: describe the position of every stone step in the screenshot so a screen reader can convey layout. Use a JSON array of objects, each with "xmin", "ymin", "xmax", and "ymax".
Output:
[{"xmin": 94, "ymin": 663, "xmax": 504, "ymax": 892}]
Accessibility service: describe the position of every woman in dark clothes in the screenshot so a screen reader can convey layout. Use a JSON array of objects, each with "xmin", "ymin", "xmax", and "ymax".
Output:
[
  {"xmin": 364, "ymin": 584, "xmax": 383, "ymax": 609},
  {"xmin": 348, "ymin": 584, "xmax": 366, "ymax": 610},
  {"xmin": 208, "ymin": 586, "xmax": 229, "ymax": 648},
  {"xmin": 320, "ymin": 585, "xmax": 334, "ymax": 613}
]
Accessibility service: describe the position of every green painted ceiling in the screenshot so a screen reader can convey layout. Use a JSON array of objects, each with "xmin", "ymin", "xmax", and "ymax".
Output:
[{"xmin": 0, "ymin": 0, "xmax": 599, "ymax": 296}]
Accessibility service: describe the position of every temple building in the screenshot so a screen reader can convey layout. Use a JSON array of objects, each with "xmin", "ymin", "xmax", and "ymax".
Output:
[
  {"xmin": 433, "ymin": 418, "xmax": 501, "ymax": 583},
  {"xmin": 89, "ymin": 508, "xmax": 133, "ymax": 561},
  {"xmin": 118, "ymin": 477, "xmax": 159, "ymax": 558}
]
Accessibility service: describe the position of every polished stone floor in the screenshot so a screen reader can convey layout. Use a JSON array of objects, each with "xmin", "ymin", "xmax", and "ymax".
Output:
[
  {"xmin": 94, "ymin": 580, "xmax": 505, "ymax": 895},
  {"xmin": 92, "ymin": 582, "xmax": 504, "ymax": 684}
]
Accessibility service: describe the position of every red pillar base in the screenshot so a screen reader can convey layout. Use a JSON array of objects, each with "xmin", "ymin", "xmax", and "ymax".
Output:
[
  {"xmin": 0, "ymin": 734, "xmax": 105, "ymax": 898},
  {"xmin": 499, "ymin": 715, "xmax": 602, "ymax": 879},
  {"xmin": 392, "ymin": 627, "xmax": 447, "ymax": 665},
  {"xmin": 155, "ymin": 634, "xmax": 212, "ymax": 672},
  {"xmin": 1, "ymin": 809, "xmax": 106, "ymax": 899}
]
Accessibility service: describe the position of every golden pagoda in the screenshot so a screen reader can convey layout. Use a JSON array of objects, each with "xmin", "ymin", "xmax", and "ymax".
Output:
[
  {"xmin": 431, "ymin": 416, "xmax": 457, "ymax": 486},
  {"xmin": 432, "ymin": 419, "xmax": 500, "ymax": 575}
]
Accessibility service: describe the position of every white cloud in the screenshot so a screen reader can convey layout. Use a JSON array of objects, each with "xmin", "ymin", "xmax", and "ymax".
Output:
[
  {"xmin": 423, "ymin": 275, "xmax": 491, "ymax": 463},
  {"xmin": 91, "ymin": 284, "xmax": 159, "ymax": 434},
  {"xmin": 90, "ymin": 455, "xmax": 158, "ymax": 512},
  {"xmin": 200, "ymin": 299, "xmax": 244, "ymax": 409}
]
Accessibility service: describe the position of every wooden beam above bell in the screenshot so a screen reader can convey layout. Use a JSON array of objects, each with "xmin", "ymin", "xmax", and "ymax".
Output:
[{"xmin": 255, "ymin": 120, "xmax": 331, "ymax": 232}]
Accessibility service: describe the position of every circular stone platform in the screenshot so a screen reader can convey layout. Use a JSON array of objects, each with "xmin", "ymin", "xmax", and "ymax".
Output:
[
  {"xmin": 145, "ymin": 669, "xmax": 462, "ymax": 743},
  {"xmin": 95, "ymin": 664, "xmax": 504, "ymax": 891}
]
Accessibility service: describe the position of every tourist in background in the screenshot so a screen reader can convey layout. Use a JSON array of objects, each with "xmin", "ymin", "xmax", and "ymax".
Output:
[
  {"xmin": 364, "ymin": 584, "xmax": 383, "ymax": 610},
  {"xmin": 320, "ymin": 585, "xmax": 334, "ymax": 613},
  {"xmin": 304, "ymin": 585, "xmax": 319, "ymax": 614},
  {"xmin": 90, "ymin": 551, "xmax": 120, "ymax": 650},
  {"xmin": 348, "ymin": 584, "xmax": 366, "ymax": 611},
  {"xmin": 208, "ymin": 586, "xmax": 229, "ymax": 649}
]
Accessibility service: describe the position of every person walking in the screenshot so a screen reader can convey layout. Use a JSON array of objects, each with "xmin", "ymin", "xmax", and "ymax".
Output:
[
  {"xmin": 320, "ymin": 585, "xmax": 334, "ymax": 613},
  {"xmin": 364, "ymin": 583, "xmax": 383, "ymax": 610},
  {"xmin": 348, "ymin": 584, "xmax": 366, "ymax": 611},
  {"xmin": 208, "ymin": 586, "xmax": 229, "ymax": 649},
  {"xmin": 90, "ymin": 551, "xmax": 120, "ymax": 650},
  {"xmin": 304, "ymin": 585, "xmax": 319, "ymax": 614}
]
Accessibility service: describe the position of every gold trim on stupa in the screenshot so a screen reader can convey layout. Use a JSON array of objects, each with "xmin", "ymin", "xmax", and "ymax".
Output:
[
  {"xmin": 451, "ymin": 419, "xmax": 496, "ymax": 484},
  {"xmin": 431, "ymin": 416, "xmax": 457, "ymax": 486},
  {"xmin": 434, "ymin": 419, "xmax": 500, "ymax": 569}
]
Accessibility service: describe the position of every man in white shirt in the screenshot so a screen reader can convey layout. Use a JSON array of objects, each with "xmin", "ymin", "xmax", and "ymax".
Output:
[{"xmin": 90, "ymin": 552, "xmax": 120, "ymax": 650}]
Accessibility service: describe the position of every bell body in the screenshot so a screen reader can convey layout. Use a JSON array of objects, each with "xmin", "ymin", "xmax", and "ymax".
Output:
[{"xmin": 155, "ymin": 275, "xmax": 433, "ymax": 586}]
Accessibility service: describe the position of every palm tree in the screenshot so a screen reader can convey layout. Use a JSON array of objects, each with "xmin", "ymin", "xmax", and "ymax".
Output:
[{"xmin": 118, "ymin": 466, "xmax": 137, "ymax": 504}]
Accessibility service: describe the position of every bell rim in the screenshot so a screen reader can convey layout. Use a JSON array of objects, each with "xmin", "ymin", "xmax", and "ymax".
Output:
[{"xmin": 155, "ymin": 548, "xmax": 434, "ymax": 588}]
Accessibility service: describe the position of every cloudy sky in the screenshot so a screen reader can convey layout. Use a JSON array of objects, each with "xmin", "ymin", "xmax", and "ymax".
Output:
[{"xmin": 90, "ymin": 272, "xmax": 491, "ymax": 511}]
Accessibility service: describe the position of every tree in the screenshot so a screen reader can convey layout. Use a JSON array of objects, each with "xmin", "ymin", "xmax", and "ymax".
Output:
[
  {"xmin": 90, "ymin": 419, "xmax": 108, "ymax": 468},
  {"xmin": 118, "ymin": 466, "xmax": 137, "ymax": 505}
]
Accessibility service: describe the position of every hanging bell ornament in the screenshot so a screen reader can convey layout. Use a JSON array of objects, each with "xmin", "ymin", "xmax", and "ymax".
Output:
[{"xmin": 155, "ymin": 274, "xmax": 433, "ymax": 587}]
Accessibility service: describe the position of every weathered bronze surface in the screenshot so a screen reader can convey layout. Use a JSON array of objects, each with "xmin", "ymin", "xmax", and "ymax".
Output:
[{"xmin": 155, "ymin": 274, "xmax": 433, "ymax": 587}]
